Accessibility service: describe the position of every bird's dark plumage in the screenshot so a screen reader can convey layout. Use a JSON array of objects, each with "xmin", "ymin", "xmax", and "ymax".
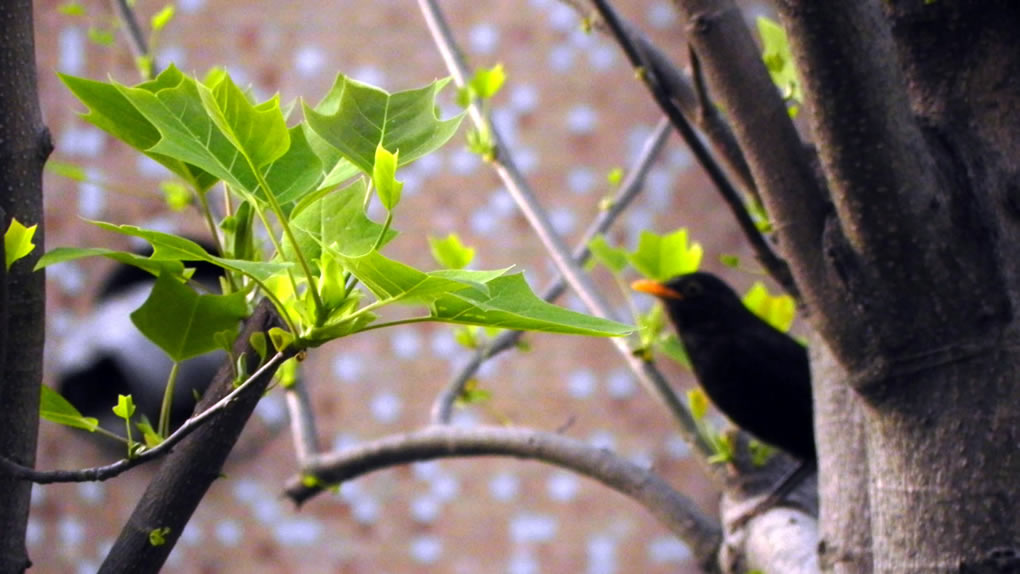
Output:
[{"xmin": 633, "ymin": 272, "xmax": 815, "ymax": 462}]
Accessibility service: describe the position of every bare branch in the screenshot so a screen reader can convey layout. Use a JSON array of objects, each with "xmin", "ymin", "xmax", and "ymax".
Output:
[
  {"xmin": 284, "ymin": 425, "xmax": 723, "ymax": 570},
  {"xmin": 0, "ymin": 352, "xmax": 287, "ymax": 484},
  {"xmin": 589, "ymin": 0, "xmax": 798, "ymax": 298},
  {"xmin": 110, "ymin": 0, "xmax": 160, "ymax": 79},
  {"xmin": 285, "ymin": 380, "xmax": 321, "ymax": 466},
  {"xmin": 417, "ymin": 0, "xmax": 720, "ymax": 477},
  {"xmin": 431, "ymin": 117, "xmax": 672, "ymax": 423}
]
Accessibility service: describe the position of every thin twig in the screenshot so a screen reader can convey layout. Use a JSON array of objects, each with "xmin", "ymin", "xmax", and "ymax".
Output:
[
  {"xmin": 589, "ymin": 0, "xmax": 798, "ymax": 298},
  {"xmin": 285, "ymin": 379, "xmax": 321, "ymax": 466},
  {"xmin": 283, "ymin": 425, "xmax": 722, "ymax": 568},
  {"xmin": 0, "ymin": 352, "xmax": 286, "ymax": 484},
  {"xmin": 417, "ymin": 0, "xmax": 720, "ymax": 476},
  {"xmin": 431, "ymin": 117, "xmax": 672, "ymax": 423},
  {"xmin": 110, "ymin": 0, "xmax": 160, "ymax": 79}
]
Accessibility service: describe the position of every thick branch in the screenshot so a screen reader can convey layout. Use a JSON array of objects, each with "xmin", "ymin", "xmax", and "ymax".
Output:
[
  {"xmin": 99, "ymin": 300, "xmax": 291, "ymax": 574},
  {"xmin": 774, "ymin": 1, "xmax": 936, "ymax": 263},
  {"xmin": 673, "ymin": 0, "xmax": 828, "ymax": 295},
  {"xmin": 284, "ymin": 425, "xmax": 722, "ymax": 571}
]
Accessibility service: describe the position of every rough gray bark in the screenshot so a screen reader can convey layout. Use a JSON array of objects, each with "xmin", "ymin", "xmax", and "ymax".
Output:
[
  {"xmin": 0, "ymin": 1, "xmax": 50, "ymax": 572},
  {"xmin": 673, "ymin": 0, "xmax": 1020, "ymax": 571}
]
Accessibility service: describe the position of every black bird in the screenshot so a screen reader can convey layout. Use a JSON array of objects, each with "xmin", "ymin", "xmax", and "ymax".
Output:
[{"xmin": 632, "ymin": 272, "xmax": 815, "ymax": 462}]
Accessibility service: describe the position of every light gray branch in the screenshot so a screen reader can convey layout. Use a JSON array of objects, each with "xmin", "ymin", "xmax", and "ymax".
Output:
[{"xmin": 283, "ymin": 425, "xmax": 723, "ymax": 570}]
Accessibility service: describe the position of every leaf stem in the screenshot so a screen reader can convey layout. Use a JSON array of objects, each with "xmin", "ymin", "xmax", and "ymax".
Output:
[{"xmin": 158, "ymin": 362, "xmax": 180, "ymax": 438}]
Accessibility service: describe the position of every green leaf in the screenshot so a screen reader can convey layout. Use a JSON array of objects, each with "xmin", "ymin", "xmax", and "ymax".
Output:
[
  {"xmin": 130, "ymin": 273, "xmax": 249, "ymax": 362},
  {"xmin": 148, "ymin": 527, "xmax": 171, "ymax": 547},
  {"xmin": 372, "ymin": 144, "xmax": 402, "ymax": 211},
  {"xmin": 46, "ymin": 161, "xmax": 89, "ymax": 182},
  {"xmin": 268, "ymin": 125, "xmax": 325, "ymax": 208},
  {"xmin": 757, "ymin": 17, "xmax": 803, "ymax": 112},
  {"xmin": 303, "ymin": 75, "xmax": 464, "ymax": 175},
  {"xmin": 455, "ymin": 379, "xmax": 492, "ymax": 406},
  {"xmin": 430, "ymin": 273, "xmax": 633, "ymax": 336},
  {"xmin": 287, "ymin": 179, "xmax": 397, "ymax": 262},
  {"xmin": 269, "ymin": 326, "xmax": 295, "ymax": 351},
  {"xmin": 160, "ymin": 180, "xmax": 191, "ymax": 211},
  {"xmin": 36, "ymin": 246, "xmax": 186, "ymax": 278},
  {"xmin": 626, "ymin": 229, "xmax": 703, "ymax": 281},
  {"xmin": 113, "ymin": 394, "xmax": 136, "ymax": 419},
  {"xmin": 428, "ymin": 233, "xmax": 475, "ymax": 269},
  {"xmin": 40, "ymin": 386, "xmax": 98, "ymax": 432},
  {"xmin": 58, "ymin": 1, "xmax": 86, "ymax": 16},
  {"xmin": 88, "ymin": 26, "xmax": 115, "ymax": 46},
  {"xmin": 338, "ymin": 250, "xmax": 475, "ymax": 304},
  {"xmin": 61, "ymin": 68, "xmax": 219, "ymax": 192},
  {"xmin": 198, "ymin": 73, "xmax": 290, "ymax": 168},
  {"xmin": 469, "ymin": 64, "xmax": 506, "ymax": 101},
  {"xmin": 657, "ymin": 334, "xmax": 691, "ymax": 369},
  {"xmin": 719, "ymin": 254, "xmax": 740, "ymax": 268},
  {"xmin": 607, "ymin": 167, "xmax": 624, "ymax": 187},
  {"xmin": 688, "ymin": 388, "xmax": 709, "ymax": 421},
  {"xmin": 135, "ymin": 419, "xmax": 164, "ymax": 448},
  {"xmin": 741, "ymin": 281, "xmax": 796, "ymax": 333},
  {"xmin": 249, "ymin": 331, "xmax": 268, "ymax": 361},
  {"xmin": 5, "ymin": 218, "xmax": 37, "ymax": 270},
  {"xmin": 150, "ymin": 4, "xmax": 175, "ymax": 31},
  {"xmin": 586, "ymin": 235, "xmax": 627, "ymax": 274},
  {"xmin": 89, "ymin": 221, "xmax": 292, "ymax": 281}
]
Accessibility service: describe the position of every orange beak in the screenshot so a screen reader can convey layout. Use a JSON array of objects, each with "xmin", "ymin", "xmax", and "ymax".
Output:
[{"xmin": 630, "ymin": 279, "xmax": 683, "ymax": 300}]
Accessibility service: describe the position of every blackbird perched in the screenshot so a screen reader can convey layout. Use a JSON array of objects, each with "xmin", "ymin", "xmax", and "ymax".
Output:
[{"xmin": 632, "ymin": 272, "xmax": 815, "ymax": 462}]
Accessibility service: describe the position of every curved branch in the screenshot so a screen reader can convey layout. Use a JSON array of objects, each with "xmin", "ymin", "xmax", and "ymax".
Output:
[
  {"xmin": 431, "ymin": 117, "xmax": 672, "ymax": 423},
  {"xmin": 284, "ymin": 425, "xmax": 723, "ymax": 571},
  {"xmin": 589, "ymin": 0, "xmax": 798, "ymax": 298},
  {"xmin": 0, "ymin": 351, "xmax": 287, "ymax": 484}
]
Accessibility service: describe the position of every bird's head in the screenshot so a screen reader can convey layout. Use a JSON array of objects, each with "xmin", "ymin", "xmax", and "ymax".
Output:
[{"xmin": 631, "ymin": 272, "xmax": 748, "ymax": 331}]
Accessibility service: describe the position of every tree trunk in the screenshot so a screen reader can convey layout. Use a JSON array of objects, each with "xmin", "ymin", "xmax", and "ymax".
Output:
[{"xmin": 0, "ymin": 1, "xmax": 50, "ymax": 572}]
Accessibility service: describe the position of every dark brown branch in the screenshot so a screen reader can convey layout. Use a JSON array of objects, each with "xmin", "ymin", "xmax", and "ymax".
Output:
[
  {"xmin": 98, "ymin": 300, "xmax": 292, "ymax": 574},
  {"xmin": 284, "ymin": 425, "xmax": 723, "ymax": 571},
  {"xmin": 589, "ymin": 0, "xmax": 799, "ymax": 297}
]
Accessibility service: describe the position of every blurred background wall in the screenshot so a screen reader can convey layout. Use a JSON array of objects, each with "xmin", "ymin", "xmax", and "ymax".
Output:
[{"xmin": 32, "ymin": 0, "xmax": 769, "ymax": 571}]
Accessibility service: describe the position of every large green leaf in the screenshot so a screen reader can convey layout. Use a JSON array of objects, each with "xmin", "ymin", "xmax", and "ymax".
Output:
[
  {"xmin": 40, "ymin": 385, "xmax": 99, "ymax": 432},
  {"xmin": 60, "ymin": 68, "xmax": 218, "ymax": 191},
  {"xmin": 198, "ymin": 73, "xmax": 289, "ymax": 168},
  {"xmin": 337, "ymin": 250, "xmax": 473, "ymax": 303},
  {"xmin": 430, "ymin": 274, "xmax": 632, "ymax": 336},
  {"xmin": 90, "ymin": 222, "xmax": 292, "ymax": 281},
  {"xmin": 270, "ymin": 125, "xmax": 325, "ymax": 207},
  {"xmin": 287, "ymin": 179, "xmax": 397, "ymax": 262},
  {"xmin": 113, "ymin": 69, "xmax": 260, "ymax": 193},
  {"xmin": 130, "ymin": 273, "xmax": 249, "ymax": 362},
  {"xmin": 35, "ymin": 246, "xmax": 186, "ymax": 277},
  {"xmin": 303, "ymin": 75, "xmax": 464, "ymax": 175}
]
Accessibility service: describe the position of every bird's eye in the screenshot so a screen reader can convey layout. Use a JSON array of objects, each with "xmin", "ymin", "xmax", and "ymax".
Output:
[{"xmin": 684, "ymin": 281, "xmax": 703, "ymax": 297}]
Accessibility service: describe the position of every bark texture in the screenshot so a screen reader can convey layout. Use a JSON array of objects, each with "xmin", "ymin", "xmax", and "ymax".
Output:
[{"xmin": 0, "ymin": 2, "xmax": 50, "ymax": 572}]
